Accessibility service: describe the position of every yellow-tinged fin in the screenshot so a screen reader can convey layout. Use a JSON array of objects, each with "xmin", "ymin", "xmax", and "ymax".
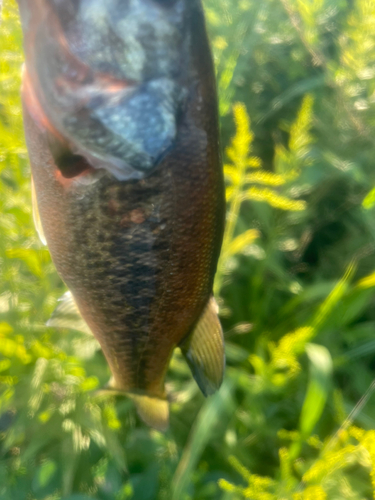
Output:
[
  {"xmin": 180, "ymin": 296, "xmax": 225, "ymax": 397},
  {"xmin": 98, "ymin": 378, "xmax": 169, "ymax": 432},
  {"xmin": 47, "ymin": 291, "xmax": 92, "ymax": 335},
  {"xmin": 31, "ymin": 176, "xmax": 47, "ymax": 245},
  {"xmin": 128, "ymin": 394, "xmax": 169, "ymax": 432}
]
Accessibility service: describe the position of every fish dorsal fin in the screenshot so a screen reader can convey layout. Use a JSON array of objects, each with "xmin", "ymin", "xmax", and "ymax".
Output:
[
  {"xmin": 180, "ymin": 297, "xmax": 225, "ymax": 397},
  {"xmin": 31, "ymin": 176, "xmax": 47, "ymax": 245},
  {"xmin": 47, "ymin": 291, "xmax": 92, "ymax": 335}
]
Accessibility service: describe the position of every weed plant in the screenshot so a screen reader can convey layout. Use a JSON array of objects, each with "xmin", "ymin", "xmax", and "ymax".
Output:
[{"xmin": 2, "ymin": 0, "xmax": 375, "ymax": 498}]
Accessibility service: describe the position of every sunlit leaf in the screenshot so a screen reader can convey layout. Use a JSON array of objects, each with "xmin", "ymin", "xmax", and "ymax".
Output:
[
  {"xmin": 245, "ymin": 171, "xmax": 287, "ymax": 186},
  {"xmin": 292, "ymin": 344, "xmax": 332, "ymax": 457},
  {"xmin": 356, "ymin": 271, "xmax": 375, "ymax": 289},
  {"xmin": 362, "ymin": 186, "xmax": 375, "ymax": 210},
  {"xmin": 225, "ymin": 229, "xmax": 260, "ymax": 256},
  {"xmin": 244, "ymin": 186, "xmax": 306, "ymax": 211}
]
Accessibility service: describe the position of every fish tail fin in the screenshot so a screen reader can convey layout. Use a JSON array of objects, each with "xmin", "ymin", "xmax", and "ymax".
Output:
[
  {"xmin": 97, "ymin": 379, "xmax": 169, "ymax": 432},
  {"xmin": 180, "ymin": 296, "xmax": 225, "ymax": 397},
  {"xmin": 128, "ymin": 393, "xmax": 169, "ymax": 432}
]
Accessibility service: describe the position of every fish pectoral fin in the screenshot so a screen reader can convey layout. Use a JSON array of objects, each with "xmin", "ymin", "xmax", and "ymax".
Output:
[
  {"xmin": 47, "ymin": 291, "xmax": 92, "ymax": 335},
  {"xmin": 31, "ymin": 176, "xmax": 47, "ymax": 245},
  {"xmin": 180, "ymin": 296, "xmax": 225, "ymax": 397}
]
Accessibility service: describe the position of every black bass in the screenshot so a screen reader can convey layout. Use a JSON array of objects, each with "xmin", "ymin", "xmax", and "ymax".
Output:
[{"xmin": 17, "ymin": 0, "xmax": 225, "ymax": 431}]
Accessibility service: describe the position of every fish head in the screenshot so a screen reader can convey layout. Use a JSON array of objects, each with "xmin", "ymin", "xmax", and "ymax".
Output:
[{"xmin": 17, "ymin": 0, "xmax": 192, "ymax": 180}]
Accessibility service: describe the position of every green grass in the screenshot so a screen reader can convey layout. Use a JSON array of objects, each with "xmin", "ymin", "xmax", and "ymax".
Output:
[{"xmin": 2, "ymin": 0, "xmax": 375, "ymax": 498}]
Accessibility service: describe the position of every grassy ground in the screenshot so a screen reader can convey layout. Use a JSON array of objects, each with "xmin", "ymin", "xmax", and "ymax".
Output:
[{"xmin": 2, "ymin": 0, "xmax": 375, "ymax": 498}]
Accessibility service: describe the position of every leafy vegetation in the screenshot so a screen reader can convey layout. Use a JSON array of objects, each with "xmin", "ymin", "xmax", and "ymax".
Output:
[{"xmin": 2, "ymin": 0, "xmax": 375, "ymax": 498}]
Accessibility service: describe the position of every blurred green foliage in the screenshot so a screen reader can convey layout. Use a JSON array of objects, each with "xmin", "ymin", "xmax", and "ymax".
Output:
[{"xmin": 2, "ymin": 0, "xmax": 375, "ymax": 498}]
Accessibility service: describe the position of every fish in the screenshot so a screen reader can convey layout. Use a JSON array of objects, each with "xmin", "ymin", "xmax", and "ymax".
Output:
[{"xmin": 17, "ymin": 0, "xmax": 225, "ymax": 431}]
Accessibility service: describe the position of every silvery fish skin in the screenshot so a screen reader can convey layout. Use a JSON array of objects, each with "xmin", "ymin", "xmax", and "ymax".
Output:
[{"xmin": 18, "ymin": 0, "xmax": 225, "ymax": 430}]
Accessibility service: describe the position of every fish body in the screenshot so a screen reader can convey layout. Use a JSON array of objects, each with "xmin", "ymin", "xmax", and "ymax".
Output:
[{"xmin": 18, "ymin": 0, "xmax": 225, "ymax": 430}]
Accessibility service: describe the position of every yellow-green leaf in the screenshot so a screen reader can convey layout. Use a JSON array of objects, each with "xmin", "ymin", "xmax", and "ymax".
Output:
[
  {"xmin": 244, "ymin": 187, "xmax": 306, "ymax": 211},
  {"xmin": 225, "ymin": 229, "xmax": 260, "ymax": 256}
]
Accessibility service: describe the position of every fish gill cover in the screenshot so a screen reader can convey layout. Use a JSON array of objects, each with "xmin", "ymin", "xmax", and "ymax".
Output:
[{"xmin": 18, "ymin": 0, "xmax": 191, "ymax": 179}]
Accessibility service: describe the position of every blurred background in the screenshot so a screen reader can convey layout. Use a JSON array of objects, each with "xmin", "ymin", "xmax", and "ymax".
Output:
[{"xmin": 2, "ymin": 0, "xmax": 375, "ymax": 498}]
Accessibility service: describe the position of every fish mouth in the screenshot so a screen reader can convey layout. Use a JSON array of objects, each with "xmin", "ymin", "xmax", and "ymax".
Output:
[{"xmin": 18, "ymin": 0, "xmax": 189, "ymax": 181}]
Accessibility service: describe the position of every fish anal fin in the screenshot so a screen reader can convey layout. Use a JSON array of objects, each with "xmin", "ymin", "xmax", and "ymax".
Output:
[
  {"xmin": 31, "ymin": 176, "xmax": 47, "ymax": 245},
  {"xmin": 180, "ymin": 296, "xmax": 225, "ymax": 397}
]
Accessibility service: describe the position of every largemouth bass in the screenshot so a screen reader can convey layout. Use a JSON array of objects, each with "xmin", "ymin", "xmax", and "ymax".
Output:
[{"xmin": 17, "ymin": 0, "xmax": 225, "ymax": 431}]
